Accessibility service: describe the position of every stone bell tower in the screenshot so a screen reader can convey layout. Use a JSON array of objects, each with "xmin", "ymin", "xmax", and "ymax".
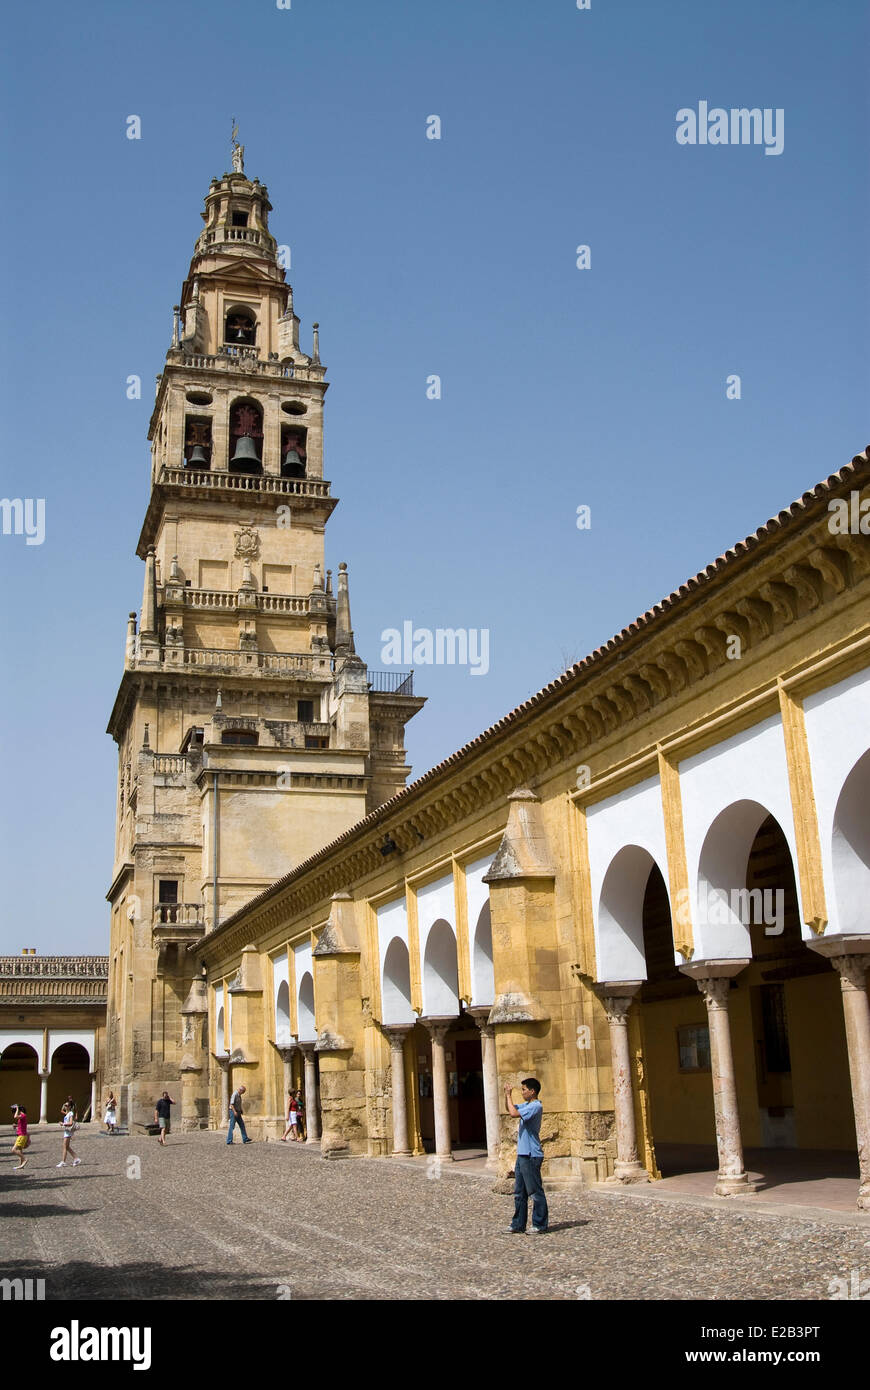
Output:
[{"xmin": 104, "ymin": 137, "xmax": 425, "ymax": 1128}]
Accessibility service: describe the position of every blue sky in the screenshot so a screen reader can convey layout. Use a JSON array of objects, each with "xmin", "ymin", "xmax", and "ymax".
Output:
[{"xmin": 0, "ymin": 0, "xmax": 867, "ymax": 952}]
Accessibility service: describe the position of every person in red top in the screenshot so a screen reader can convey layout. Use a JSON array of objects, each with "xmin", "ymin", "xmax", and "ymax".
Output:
[
  {"xmin": 281, "ymin": 1090, "xmax": 301, "ymax": 1141},
  {"xmin": 11, "ymin": 1104, "xmax": 29, "ymax": 1171}
]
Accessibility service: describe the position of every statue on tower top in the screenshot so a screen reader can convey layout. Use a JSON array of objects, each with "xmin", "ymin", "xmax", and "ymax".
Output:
[{"xmin": 231, "ymin": 119, "xmax": 245, "ymax": 174}]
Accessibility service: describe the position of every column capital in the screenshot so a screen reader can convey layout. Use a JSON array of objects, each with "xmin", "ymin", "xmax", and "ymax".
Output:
[
  {"xmin": 695, "ymin": 977, "xmax": 731, "ymax": 1010},
  {"xmin": 600, "ymin": 995, "xmax": 634, "ymax": 1026},
  {"xmin": 681, "ymin": 959, "xmax": 750, "ymax": 1009},
  {"xmin": 829, "ymin": 953, "xmax": 870, "ymax": 994},
  {"xmin": 593, "ymin": 980, "xmax": 643, "ymax": 1025},
  {"xmin": 806, "ymin": 936, "xmax": 870, "ymax": 994},
  {"xmin": 383, "ymin": 1023, "xmax": 415, "ymax": 1048},
  {"xmin": 420, "ymin": 1016, "xmax": 454, "ymax": 1043},
  {"xmin": 466, "ymin": 1006, "xmax": 494, "ymax": 1037}
]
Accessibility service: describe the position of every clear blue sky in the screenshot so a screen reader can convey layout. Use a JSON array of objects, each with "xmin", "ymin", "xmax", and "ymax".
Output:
[{"xmin": 0, "ymin": 0, "xmax": 867, "ymax": 953}]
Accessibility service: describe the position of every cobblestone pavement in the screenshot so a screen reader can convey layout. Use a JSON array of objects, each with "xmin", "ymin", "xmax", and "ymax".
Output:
[{"xmin": 2, "ymin": 1128, "xmax": 868, "ymax": 1301}]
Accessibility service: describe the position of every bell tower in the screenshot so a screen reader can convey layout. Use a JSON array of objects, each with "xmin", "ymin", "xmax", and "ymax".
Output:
[{"xmin": 105, "ymin": 138, "xmax": 424, "ymax": 1127}]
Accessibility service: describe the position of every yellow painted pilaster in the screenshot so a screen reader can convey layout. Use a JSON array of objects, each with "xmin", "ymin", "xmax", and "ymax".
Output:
[
  {"xmin": 406, "ymin": 883, "xmax": 422, "ymax": 1014},
  {"xmin": 658, "ymin": 747, "xmax": 694, "ymax": 960},
  {"xmin": 570, "ymin": 799, "xmax": 597, "ymax": 977},
  {"xmin": 778, "ymin": 681, "xmax": 828, "ymax": 934},
  {"xmin": 362, "ymin": 903, "xmax": 381, "ymax": 1019},
  {"xmin": 452, "ymin": 857, "xmax": 472, "ymax": 1004},
  {"xmin": 288, "ymin": 949, "xmax": 298, "ymax": 1037}
]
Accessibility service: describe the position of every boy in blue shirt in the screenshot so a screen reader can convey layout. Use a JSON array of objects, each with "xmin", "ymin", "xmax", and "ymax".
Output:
[{"xmin": 504, "ymin": 1077, "xmax": 549, "ymax": 1234}]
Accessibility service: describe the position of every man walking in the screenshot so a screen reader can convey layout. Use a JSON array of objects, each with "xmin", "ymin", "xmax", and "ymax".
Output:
[
  {"xmin": 504, "ymin": 1077, "xmax": 548, "ymax": 1234},
  {"xmin": 154, "ymin": 1091, "xmax": 175, "ymax": 1146},
  {"xmin": 226, "ymin": 1084, "xmax": 251, "ymax": 1144}
]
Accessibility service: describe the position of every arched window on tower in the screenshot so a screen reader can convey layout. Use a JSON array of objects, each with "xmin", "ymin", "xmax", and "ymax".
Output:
[
  {"xmin": 224, "ymin": 306, "xmax": 256, "ymax": 347},
  {"xmin": 184, "ymin": 418, "xmax": 212, "ymax": 470},
  {"xmin": 228, "ymin": 400, "xmax": 263, "ymax": 474},
  {"xmin": 280, "ymin": 425, "xmax": 307, "ymax": 479}
]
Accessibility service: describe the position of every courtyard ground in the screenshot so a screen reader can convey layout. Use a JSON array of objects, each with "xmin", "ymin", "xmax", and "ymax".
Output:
[{"xmin": 2, "ymin": 1126, "xmax": 868, "ymax": 1301}]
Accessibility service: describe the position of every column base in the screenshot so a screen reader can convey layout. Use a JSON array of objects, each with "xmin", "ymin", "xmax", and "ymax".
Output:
[
  {"xmin": 714, "ymin": 1172, "xmax": 761, "ymax": 1197},
  {"xmin": 432, "ymin": 1152, "xmax": 454, "ymax": 1164},
  {"xmin": 321, "ymin": 1144, "xmax": 351, "ymax": 1161},
  {"xmin": 605, "ymin": 1162, "xmax": 651, "ymax": 1185},
  {"xmin": 856, "ymin": 1182, "xmax": 870, "ymax": 1212},
  {"xmin": 305, "ymin": 1136, "xmax": 322, "ymax": 1147}
]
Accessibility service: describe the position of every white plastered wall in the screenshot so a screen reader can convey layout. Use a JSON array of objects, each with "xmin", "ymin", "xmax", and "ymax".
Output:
[
  {"xmin": 586, "ymin": 775, "xmax": 670, "ymax": 982},
  {"xmin": 465, "ymin": 854, "xmax": 495, "ymax": 1005},
  {"xmin": 272, "ymin": 950, "xmax": 291, "ymax": 1043},
  {"xmin": 803, "ymin": 667, "xmax": 870, "ymax": 936},
  {"xmin": 293, "ymin": 940, "xmax": 315, "ymax": 1040},
  {"xmin": 0, "ymin": 1030, "xmax": 45, "ymax": 1067},
  {"xmin": 416, "ymin": 873, "xmax": 460, "ymax": 1016},
  {"xmin": 48, "ymin": 1031, "xmax": 96, "ymax": 1071},
  {"xmin": 214, "ymin": 984, "xmax": 226, "ymax": 1053},
  {"xmin": 679, "ymin": 713, "xmax": 806, "ymax": 958}
]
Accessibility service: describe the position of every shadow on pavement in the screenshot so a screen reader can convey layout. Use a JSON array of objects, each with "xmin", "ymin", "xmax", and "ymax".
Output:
[{"xmin": 0, "ymin": 1257, "xmax": 293, "ymax": 1301}]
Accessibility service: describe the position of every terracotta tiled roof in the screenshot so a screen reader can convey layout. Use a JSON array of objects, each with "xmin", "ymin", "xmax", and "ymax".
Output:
[{"xmin": 200, "ymin": 448, "xmax": 870, "ymax": 944}]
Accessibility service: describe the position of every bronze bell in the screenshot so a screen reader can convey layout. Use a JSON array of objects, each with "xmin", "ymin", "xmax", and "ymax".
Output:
[
  {"xmin": 230, "ymin": 435, "xmax": 260, "ymax": 470},
  {"xmin": 187, "ymin": 444, "xmax": 209, "ymax": 467}
]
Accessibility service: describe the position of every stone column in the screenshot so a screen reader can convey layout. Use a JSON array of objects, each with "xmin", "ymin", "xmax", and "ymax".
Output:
[
  {"xmin": 468, "ymin": 1008, "xmax": 499, "ymax": 1167},
  {"xmin": 89, "ymin": 1073, "xmax": 97, "ymax": 1122},
  {"xmin": 216, "ymin": 1057, "xmax": 230, "ymax": 1126},
  {"xmin": 384, "ymin": 1026, "xmax": 414, "ymax": 1156},
  {"xmin": 807, "ymin": 940, "xmax": 870, "ymax": 1211},
  {"xmin": 681, "ymin": 959, "xmax": 757, "ymax": 1197},
  {"xmin": 38, "ymin": 1072, "xmax": 49, "ymax": 1125},
  {"xmin": 423, "ymin": 1018, "xmax": 454, "ymax": 1162},
  {"xmin": 595, "ymin": 983, "xmax": 649, "ymax": 1183},
  {"xmin": 301, "ymin": 1046, "xmax": 321, "ymax": 1143}
]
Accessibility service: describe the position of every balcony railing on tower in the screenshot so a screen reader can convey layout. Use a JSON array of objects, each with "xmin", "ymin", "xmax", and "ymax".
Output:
[
  {"xmin": 159, "ymin": 466, "xmax": 331, "ymax": 498},
  {"xmin": 367, "ymin": 670, "xmax": 415, "ymax": 695}
]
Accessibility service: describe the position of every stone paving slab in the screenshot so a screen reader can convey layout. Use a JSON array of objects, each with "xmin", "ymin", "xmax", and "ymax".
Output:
[{"xmin": 2, "ymin": 1128, "xmax": 869, "ymax": 1301}]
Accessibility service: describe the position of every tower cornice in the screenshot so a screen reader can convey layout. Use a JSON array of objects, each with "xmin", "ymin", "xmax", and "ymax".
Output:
[{"xmin": 135, "ymin": 468, "xmax": 337, "ymax": 558}]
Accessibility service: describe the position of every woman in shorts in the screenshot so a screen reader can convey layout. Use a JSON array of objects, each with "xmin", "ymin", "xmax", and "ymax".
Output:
[
  {"xmin": 104, "ymin": 1091, "xmax": 118, "ymax": 1134},
  {"xmin": 281, "ymin": 1089, "xmax": 299, "ymax": 1141},
  {"xmin": 57, "ymin": 1102, "xmax": 81, "ymax": 1168}
]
